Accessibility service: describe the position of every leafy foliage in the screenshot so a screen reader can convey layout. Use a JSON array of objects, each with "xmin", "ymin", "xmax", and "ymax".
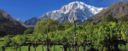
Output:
[{"xmin": 1, "ymin": 18, "xmax": 128, "ymax": 51}]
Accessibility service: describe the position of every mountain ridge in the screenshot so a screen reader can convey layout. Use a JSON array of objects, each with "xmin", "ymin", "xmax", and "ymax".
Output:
[
  {"xmin": 24, "ymin": 1, "xmax": 104, "ymax": 26},
  {"xmin": 41, "ymin": 1, "xmax": 104, "ymax": 23},
  {"xmin": 0, "ymin": 9, "xmax": 26, "ymax": 36},
  {"xmin": 89, "ymin": 2, "xmax": 128, "ymax": 23}
]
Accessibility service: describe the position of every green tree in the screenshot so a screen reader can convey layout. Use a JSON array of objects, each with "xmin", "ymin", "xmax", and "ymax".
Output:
[
  {"xmin": 0, "ymin": 35, "xmax": 12, "ymax": 51},
  {"xmin": 24, "ymin": 27, "xmax": 34, "ymax": 34},
  {"xmin": 11, "ymin": 35, "xmax": 27, "ymax": 51}
]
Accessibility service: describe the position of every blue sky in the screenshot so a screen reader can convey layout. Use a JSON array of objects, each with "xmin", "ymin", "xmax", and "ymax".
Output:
[{"xmin": 0, "ymin": 0, "xmax": 121, "ymax": 21}]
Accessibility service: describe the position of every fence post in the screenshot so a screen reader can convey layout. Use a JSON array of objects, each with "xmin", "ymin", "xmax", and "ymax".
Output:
[{"xmin": 1, "ymin": 46, "xmax": 5, "ymax": 51}]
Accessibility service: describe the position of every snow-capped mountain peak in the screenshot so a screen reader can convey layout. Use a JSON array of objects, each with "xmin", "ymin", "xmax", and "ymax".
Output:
[{"xmin": 42, "ymin": 1, "xmax": 104, "ymax": 23}]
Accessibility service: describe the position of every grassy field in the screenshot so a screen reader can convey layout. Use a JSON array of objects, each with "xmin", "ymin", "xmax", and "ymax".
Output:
[
  {"xmin": 0, "ymin": 45, "xmax": 86, "ymax": 51},
  {"xmin": 0, "ymin": 45, "xmax": 63, "ymax": 51},
  {"xmin": 1, "ymin": 45, "xmax": 128, "ymax": 51}
]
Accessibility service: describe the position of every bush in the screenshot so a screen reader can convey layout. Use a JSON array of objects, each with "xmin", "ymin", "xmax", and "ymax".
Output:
[{"xmin": 24, "ymin": 27, "xmax": 34, "ymax": 34}]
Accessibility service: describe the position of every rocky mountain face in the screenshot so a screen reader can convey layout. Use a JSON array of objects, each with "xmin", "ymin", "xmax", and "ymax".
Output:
[
  {"xmin": 90, "ymin": 2, "xmax": 128, "ymax": 23},
  {"xmin": 41, "ymin": 1, "xmax": 103, "ymax": 23},
  {"xmin": 24, "ymin": 1, "xmax": 104, "ymax": 26},
  {"xmin": 0, "ymin": 9, "xmax": 26, "ymax": 36}
]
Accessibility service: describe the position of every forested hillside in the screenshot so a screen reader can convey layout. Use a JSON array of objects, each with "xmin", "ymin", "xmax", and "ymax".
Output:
[{"xmin": 0, "ymin": 9, "xmax": 26, "ymax": 36}]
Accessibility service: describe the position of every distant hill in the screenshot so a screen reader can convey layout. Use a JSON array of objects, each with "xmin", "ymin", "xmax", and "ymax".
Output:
[
  {"xmin": 0, "ymin": 9, "xmax": 26, "ymax": 36},
  {"xmin": 89, "ymin": 2, "xmax": 128, "ymax": 23},
  {"xmin": 24, "ymin": 17, "xmax": 40, "ymax": 27}
]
